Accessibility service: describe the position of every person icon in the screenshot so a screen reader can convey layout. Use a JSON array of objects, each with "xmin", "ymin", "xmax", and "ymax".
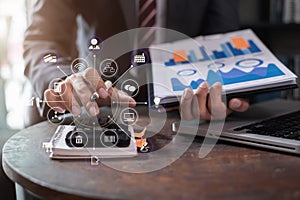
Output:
[{"xmin": 89, "ymin": 38, "xmax": 100, "ymax": 50}]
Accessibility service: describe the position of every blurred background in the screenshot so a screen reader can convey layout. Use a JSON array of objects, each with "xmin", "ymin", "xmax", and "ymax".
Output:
[
  {"xmin": 0, "ymin": 0, "xmax": 34, "ymax": 130},
  {"xmin": 0, "ymin": 0, "xmax": 299, "ymax": 131}
]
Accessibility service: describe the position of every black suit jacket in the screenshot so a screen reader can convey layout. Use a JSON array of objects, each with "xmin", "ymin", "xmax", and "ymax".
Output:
[{"xmin": 23, "ymin": 0, "xmax": 239, "ymax": 120}]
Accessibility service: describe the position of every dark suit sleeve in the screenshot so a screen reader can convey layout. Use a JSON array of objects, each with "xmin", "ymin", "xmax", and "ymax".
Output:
[
  {"xmin": 23, "ymin": 0, "xmax": 78, "ymax": 101},
  {"xmin": 202, "ymin": 0, "xmax": 239, "ymax": 34}
]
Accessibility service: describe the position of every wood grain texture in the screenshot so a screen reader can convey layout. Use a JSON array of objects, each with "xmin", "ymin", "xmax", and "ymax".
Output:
[{"xmin": 2, "ymin": 110, "xmax": 300, "ymax": 200}]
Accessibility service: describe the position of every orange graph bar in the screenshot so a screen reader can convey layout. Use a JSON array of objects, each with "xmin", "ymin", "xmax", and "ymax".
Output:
[
  {"xmin": 231, "ymin": 37, "xmax": 250, "ymax": 50},
  {"xmin": 173, "ymin": 50, "xmax": 188, "ymax": 63}
]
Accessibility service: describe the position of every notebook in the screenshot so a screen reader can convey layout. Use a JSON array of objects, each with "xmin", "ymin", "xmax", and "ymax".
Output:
[{"xmin": 43, "ymin": 114, "xmax": 137, "ymax": 159}]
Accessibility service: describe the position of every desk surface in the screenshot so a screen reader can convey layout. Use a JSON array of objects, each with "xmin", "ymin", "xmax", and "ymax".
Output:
[{"xmin": 2, "ymin": 111, "xmax": 300, "ymax": 200}]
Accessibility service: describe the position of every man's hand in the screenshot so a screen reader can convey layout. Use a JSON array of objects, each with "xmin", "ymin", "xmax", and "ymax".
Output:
[
  {"xmin": 180, "ymin": 82, "xmax": 249, "ymax": 121},
  {"xmin": 44, "ymin": 68, "xmax": 136, "ymax": 117}
]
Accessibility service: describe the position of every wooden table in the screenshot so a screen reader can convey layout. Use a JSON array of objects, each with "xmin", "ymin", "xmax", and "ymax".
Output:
[{"xmin": 2, "ymin": 110, "xmax": 300, "ymax": 200}]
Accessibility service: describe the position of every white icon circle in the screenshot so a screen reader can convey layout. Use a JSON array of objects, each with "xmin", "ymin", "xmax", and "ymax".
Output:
[
  {"xmin": 46, "ymin": 107, "xmax": 65, "ymax": 125},
  {"xmin": 71, "ymin": 58, "xmax": 89, "ymax": 74},
  {"xmin": 99, "ymin": 58, "xmax": 118, "ymax": 78},
  {"xmin": 91, "ymin": 38, "xmax": 98, "ymax": 45},
  {"xmin": 120, "ymin": 108, "xmax": 139, "ymax": 125},
  {"xmin": 100, "ymin": 130, "xmax": 118, "ymax": 148},
  {"xmin": 48, "ymin": 78, "xmax": 67, "ymax": 97},
  {"xmin": 70, "ymin": 131, "xmax": 88, "ymax": 148},
  {"xmin": 121, "ymin": 79, "xmax": 139, "ymax": 97}
]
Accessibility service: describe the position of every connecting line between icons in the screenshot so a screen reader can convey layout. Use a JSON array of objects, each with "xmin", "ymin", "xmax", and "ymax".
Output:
[
  {"xmin": 57, "ymin": 66, "xmax": 69, "ymax": 77},
  {"xmin": 39, "ymin": 100, "xmax": 67, "ymax": 103},
  {"xmin": 111, "ymin": 65, "xmax": 134, "ymax": 86},
  {"xmin": 93, "ymin": 54, "xmax": 96, "ymax": 76},
  {"xmin": 107, "ymin": 115, "xmax": 119, "ymax": 125},
  {"xmin": 107, "ymin": 116, "xmax": 132, "ymax": 139},
  {"xmin": 93, "ymin": 122, "xmax": 96, "ymax": 150},
  {"xmin": 112, "ymin": 101, "xmax": 147, "ymax": 105}
]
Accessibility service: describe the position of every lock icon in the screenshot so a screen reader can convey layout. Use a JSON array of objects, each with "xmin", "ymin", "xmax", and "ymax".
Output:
[{"xmin": 75, "ymin": 135, "xmax": 83, "ymax": 144}]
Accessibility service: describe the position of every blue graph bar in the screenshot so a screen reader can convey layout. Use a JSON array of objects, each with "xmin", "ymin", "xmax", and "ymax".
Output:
[
  {"xmin": 189, "ymin": 50, "xmax": 197, "ymax": 62},
  {"xmin": 226, "ymin": 42, "xmax": 244, "ymax": 56},
  {"xmin": 221, "ymin": 44, "xmax": 233, "ymax": 57},
  {"xmin": 165, "ymin": 59, "xmax": 176, "ymax": 66},
  {"xmin": 199, "ymin": 46, "xmax": 210, "ymax": 62},
  {"xmin": 248, "ymin": 40, "xmax": 261, "ymax": 53},
  {"xmin": 165, "ymin": 59, "xmax": 189, "ymax": 67},
  {"xmin": 242, "ymin": 49, "xmax": 251, "ymax": 54},
  {"xmin": 213, "ymin": 50, "xmax": 227, "ymax": 59}
]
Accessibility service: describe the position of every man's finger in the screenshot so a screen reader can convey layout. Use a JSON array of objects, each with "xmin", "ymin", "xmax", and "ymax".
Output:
[
  {"xmin": 229, "ymin": 98, "xmax": 249, "ymax": 112},
  {"xmin": 110, "ymin": 88, "xmax": 136, "ymax": 107},
  {"xmin": 60, "ymin": 82, "xmax": 81, "ymax": 116},
  {"xmin": 193, "ymin": 82, "xmax": 210, "ymax": 120},
  {"xmin": 44, "ymin": 89, "xmax": 66, "ymax": 113},
  {"xmin": 208, "ymin": 82, "xmax": 227, "ymax": 120},
  {"xmin": 67, "ymin": 75, "xmax": 99, "ymax": 117},
  {"xmin": 180, "ymin": 88, "xmax": 194, "ymax": 120},
  {"xmin": 82, "ymin": 68, "xmax": 108, "ymax": 99}
]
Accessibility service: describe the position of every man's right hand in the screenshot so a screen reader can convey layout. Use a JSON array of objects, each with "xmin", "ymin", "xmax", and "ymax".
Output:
[
  {"xmin": 180, "ymin": 82, "xmax": 249, "ymax": 121},
  {"xmin": 44, "ymin": 68, "xmax": 136, "ymax": 117}
]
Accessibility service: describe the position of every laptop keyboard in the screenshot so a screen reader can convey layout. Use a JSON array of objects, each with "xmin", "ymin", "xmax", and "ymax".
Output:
[{"xmin": 234, "ymin": 111, "xmax": 300, "ymax": 141}]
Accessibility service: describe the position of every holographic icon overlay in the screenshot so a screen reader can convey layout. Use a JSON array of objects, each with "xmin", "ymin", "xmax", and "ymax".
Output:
[
  {"xmin": 131, "ymin": 49, "xmax": 150, "ymax": 67},
  {"xmin": 44, "ymin": 27, "xmax": 226, "ymax": 173},
  {"xmin": 88, "ymin": 36, "xmax": 103, "ymax": 53},
  {"xmin": 99, "ymin": 58, "xmax": 118, "ymax": 78},
  {"xmin": 48, "ymin": 78, "xmax": 67, "ymax": 97},
  {"xmin": 86, "ymin": 28, "xmax": 225, "ymax": 173},
  {"xmin": 47, "ymin": 107, "xmax": 65, "ymax": 125},
  {"xmin": 71, "ymin": 58, "xmax": 89, "ymax": 74}
]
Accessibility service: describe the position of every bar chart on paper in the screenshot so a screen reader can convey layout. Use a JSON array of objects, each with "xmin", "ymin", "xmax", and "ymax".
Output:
[
  {"xmin": 150, "ymin": 29, "xmax": 297, "ymax": 103},
  {"xmin": 165, "ymin": 37, "xmax": 262, "ymax": 67}
]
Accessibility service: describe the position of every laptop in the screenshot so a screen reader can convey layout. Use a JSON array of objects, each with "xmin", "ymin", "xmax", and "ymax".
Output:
[{"xmin": 172, "ymin": 99, "xmax": 300, "ymax": 155}]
